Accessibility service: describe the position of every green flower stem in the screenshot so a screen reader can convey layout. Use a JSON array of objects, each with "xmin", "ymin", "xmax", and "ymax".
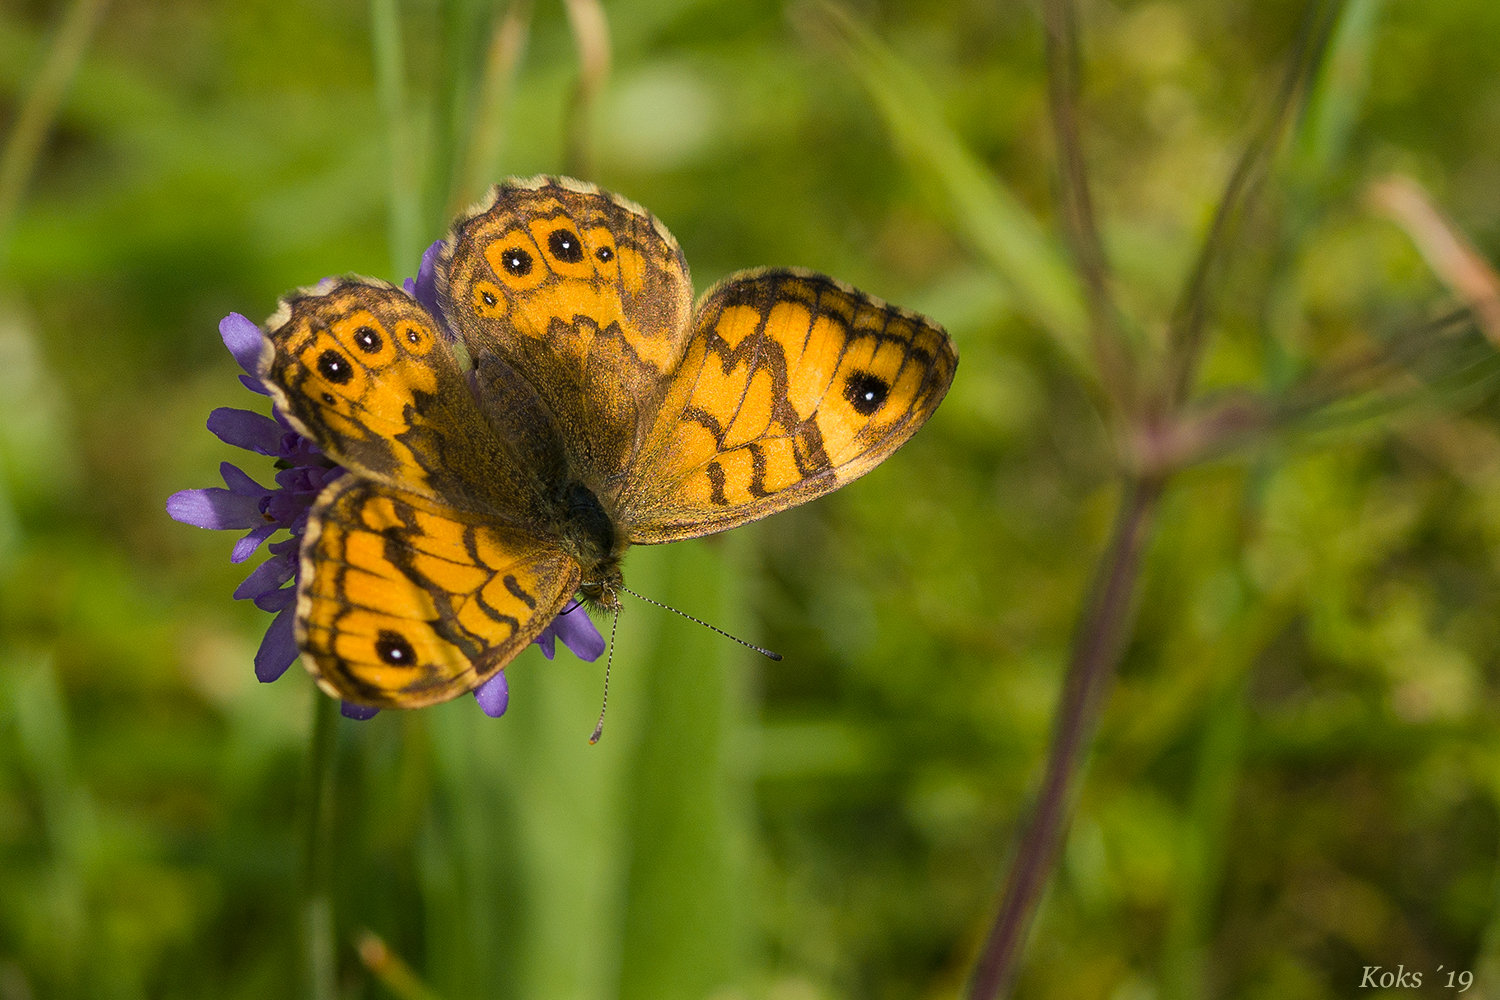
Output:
[
  {"xmin": 303, "ymin": 692, "xmax": 339, "ymax": 1000},
  {"xmin": 968, "ymin": 476, "xmax": 1163, "ymax": 1000},
  {"xmin": 0, "ymin": 0, "xmax": 110, "ymax": 265}
]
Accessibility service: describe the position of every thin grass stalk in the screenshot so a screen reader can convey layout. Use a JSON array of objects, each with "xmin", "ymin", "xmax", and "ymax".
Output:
[
  {"xmin": 357, "ymin": 929, "xmax": 446, "ymax": 1000},
  {"xmin": 1040, "ymin": 0, "xmax": 1132, "ymax": 416},
  {"xmin": 450, "ymin": 0, "xmax": 532, "ymax": 218},
  {"xmin": 967, "ymin": 477, "xmax": 1163, "ymax": 1000},
  {"xmin": 0, "ymin": 0, "xmax": 110, "ymax": 266},
  {"xmin": 303, "ymin": 693, "xmax": 340, "ymax": 1000},
  {"xmin": 372, "ymin": 0, "xmax": 423, "ymax": 279},
  {"xmin": 811, "ymin": 2, "xmax": 1091, "ymax": 368},
  {"xmin": 561, "ymin": 0, "xmax": 610, "ymax": 178},
  {"xmin": 1372, "ymin": 176, "xmax": 1500, "ymax": 344},
  {"xmin": 1163, "ymin": 0, "xmax": 1345, "ymax": 409}
]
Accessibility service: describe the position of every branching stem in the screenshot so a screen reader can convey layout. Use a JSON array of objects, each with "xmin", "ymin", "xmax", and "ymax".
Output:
[{"xmin": 967, "ymin": 477, "xmax": 1163, "ymax": 1000}]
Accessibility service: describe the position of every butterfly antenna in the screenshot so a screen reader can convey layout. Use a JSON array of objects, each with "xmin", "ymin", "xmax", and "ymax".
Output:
[
  {"xmin": 622, "ymin": 587, "xmax": 782, "ymax": 661},
  {"xmin": 589, "ymin": 606, "xmax": 620, "ymax": 744}
]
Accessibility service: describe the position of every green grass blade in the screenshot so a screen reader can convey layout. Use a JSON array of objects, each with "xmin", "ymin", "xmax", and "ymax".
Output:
[
  {"xmin": 817, "ymin": 4, "xmax": 1088, "ymax": 366},
  {"xmin": 617, "ymin": 536, "xmax": 753, "ymax": 1000},
  {"xmin": 0, "ymin": 0, "xmax": 109, "ymax": 266},
  {"xmin": 372, "ymin": 0, "xmax": 423, "ymax": 277},
  {"xmin": 1294, "ymin": 0, "xmax": 1383, "ymax": 183},
  {"xmin": 484, "ymin": 594, "xmax": 655, "ymax": 1000},
  {"xmin": 452, "ymin": 0, "xmax": 533, "ymax": 218}
]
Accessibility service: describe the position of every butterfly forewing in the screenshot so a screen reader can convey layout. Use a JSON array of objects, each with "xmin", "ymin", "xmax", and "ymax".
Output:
[
  {"xmin": 261, "ymin": 278, "xmax": 550, "ymax": 522},
  {"xmin": 618, "ymin": 268, "xmax": 957, "ymax": 543},
  {"xmin": 298, "ymin": 475, "xmax": 580, "ymax": 708},
  {"xmin": 438, "ymin": 177, "xmax": 695, "ymax": 495}
]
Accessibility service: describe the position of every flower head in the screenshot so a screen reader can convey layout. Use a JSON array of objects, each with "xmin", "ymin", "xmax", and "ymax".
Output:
[
  {"xmin": 167, "ymin": 312, "xmax": 343, "ymax": 685},
  {"xmin": 169, "ymin": 243, "xmax": 605, "ymax": 718}
]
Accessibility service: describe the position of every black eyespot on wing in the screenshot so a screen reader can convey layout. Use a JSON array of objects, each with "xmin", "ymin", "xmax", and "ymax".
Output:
[
  {"xmin": 375, "ymin": 630, "xmax": 417, "ymax": 667},
  {"xmin": 501, "ymin": 247, "xmax": 533, "ymax": 276},
  {"xmin": 318, "ymin": 349, "xmax": 354, "ymax": 385},
  {"xmin": 352, "ymin": 326, "xmax": 382, "ymax": 354},
  {"xmin": 548, "ymin": 228, "xmax": 584, "ymax": 263},
  {"xmin": 481, "ymin": 290, "xmax": 497, "ymax": 307},
  {"xmin": 595, "ymin": 245, "xmax": 614, "ymax": 262},
  {"xmin": 844, "ymin": 371, "xmax": 889, "ymax": 416}
]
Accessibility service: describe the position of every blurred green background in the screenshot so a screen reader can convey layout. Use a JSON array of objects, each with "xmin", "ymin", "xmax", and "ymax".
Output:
[{"xmin": 3, "ymin": 0, "xmax": 1500, "ymax": 998}]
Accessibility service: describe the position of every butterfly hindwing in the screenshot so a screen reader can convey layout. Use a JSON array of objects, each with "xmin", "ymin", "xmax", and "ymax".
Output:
[
  {"xmin": 297, "ymin": 475, "xmax": 580, "ymax": 708},
  {"xmin": 260, "ymin": 277, "xmax": 549, "ymax": 521},
  {"xmin": 438, "ymin": 176, "xmax": 695, "ymax": 495},
  {"xmin": 618, "ymin": 268, "xmax": 957, "ymax": 543}
]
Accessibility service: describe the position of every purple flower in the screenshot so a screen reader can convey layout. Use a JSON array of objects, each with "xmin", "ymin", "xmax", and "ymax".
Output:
[
  {"xmin": 533, "ymin": 600, "xmax": 606, "ymax": 662},
  {"xmin": 168, "ymin": 248, "xmax": 605, "ymax": 720},
  {"xmin": 403, "ymin": 240, "xmax": 450, "ymax": 339},
  {"xmin": 470, "ymin": 603, "xmax": 604, "ymax": 718},
  {"xmin": 168, "ymin": 313, "xmax": 344, "ymax": 684},
  {"xmin": 474, "ymin": 670, "xmax": 510, "ymax": 718}
]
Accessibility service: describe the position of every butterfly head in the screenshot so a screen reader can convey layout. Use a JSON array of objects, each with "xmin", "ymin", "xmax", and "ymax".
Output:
[{"xmin": 578, "ymin": 561, "xmax": 624, "ymax": 612}]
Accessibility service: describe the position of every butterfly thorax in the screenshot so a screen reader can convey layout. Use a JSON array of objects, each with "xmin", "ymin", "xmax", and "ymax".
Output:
[{"xmin": 553, "ymin": 479, "xmax": 627, "ymax": 610}]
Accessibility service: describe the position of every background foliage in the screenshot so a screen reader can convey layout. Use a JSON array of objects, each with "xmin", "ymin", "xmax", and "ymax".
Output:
[{"xmin": 1, "ymin": 0, "xmax": 1500, "ymax": 998}]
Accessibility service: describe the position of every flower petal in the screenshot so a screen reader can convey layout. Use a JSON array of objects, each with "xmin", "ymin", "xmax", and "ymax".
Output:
[
  {"xmin": 208, "ymin": 408, "xmax": 283, "ymax": 455},
  {"xmin": 533, "ymin": 625, "xmax": 557, "ymax": 660},
  {"xmin": 554, "ymin": 604, "xmax": 605, "ymax": 662},
  {"xmin": 220, "ymin": 313, "xmax": 264, "ymax": 377},
  {"xmin": 232, "ymin": 522, "xmax": 278, "ymax": 564},
  {"xmin": 254, "ymin": 584, "xmax": 297, "ymax": 613},
  {"xmin": 341, "ymin": 701, "xmax": 380, "ymax": 720},
  {"xmin": 234, "ymin": 553, "xmax": 296, "ymax": 601},
  {"xmin": 254, "ymin": 605, "xmax": 298, "ymax": 682},
  {"xmin": 412, "ymin": 240, "xmax": 449, "ymax": 337},
  {"xmin": 220, "ymin": 462, "xmax": 269, "ymax": 497},
  {"xmin": 268, "ymin": 536, "xmax": 300, "ymax": 558},
  {"xmin": 473, "ymin": 670, "xmax": 509, "ymax": 717},
  {"xmin": 167, "ymin": 487, "xmax": 265, "ymax": 530},
  {"xmin": 240, "ymin": 374, "xmax": 271, "ymax": 395}
]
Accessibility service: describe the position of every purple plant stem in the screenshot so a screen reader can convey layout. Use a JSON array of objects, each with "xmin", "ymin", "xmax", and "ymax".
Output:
[
  {"xmin": 1041, "ymin": 0, "xmax": 1133, "ymax": 418},
  {"xmin": 968, "ymin": 476, "xmax": 1164, "ymax": 1000}
]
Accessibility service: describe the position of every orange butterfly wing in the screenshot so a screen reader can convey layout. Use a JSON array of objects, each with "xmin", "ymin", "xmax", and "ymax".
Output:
[
  {"xmin": 438, "ymin": 176, "xmax": 694, "ymax": 495},
  {"xmin": 297, "ymin": 475, "xmax": 578, "ymax": 708},
  {"xmin": 618, "ymin": 268, "xmax": 957, "ymax": 543},
  {"xmin": 260, "ymin": 277, "xmax": 551, "ymax": 522},
  {"xmin": 258, "ymin": 278, "xmax": 578, "ymax": 708}
]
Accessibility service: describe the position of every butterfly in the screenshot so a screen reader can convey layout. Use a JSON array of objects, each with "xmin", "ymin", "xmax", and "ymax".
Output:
[{"xmin": 257, "ymin": 176, "xmax": 957, "ymax": 710}]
